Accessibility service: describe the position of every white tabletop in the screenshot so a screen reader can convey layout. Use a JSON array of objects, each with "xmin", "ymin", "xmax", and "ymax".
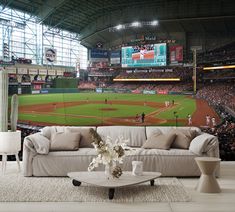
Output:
[{"xmin": 68, "ymin": 171, "xmax": 161, "ymax": 188}]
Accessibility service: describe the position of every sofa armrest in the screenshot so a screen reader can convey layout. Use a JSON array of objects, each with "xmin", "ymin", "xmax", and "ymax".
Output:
[
  {"xmin": 23, "ymin": 136, "xmax": 37, "ymax": 176},
  {"xmin": 23, "ymin": 132, "xmax": 50, "ymax": 176},
  {"xmin": 189, "ymin": 133, "xmax": 220, "ymax": 157}
]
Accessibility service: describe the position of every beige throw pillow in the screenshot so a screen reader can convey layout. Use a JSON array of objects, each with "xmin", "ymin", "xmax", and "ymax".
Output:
[
  {"xmin": 142, "ymin": 132, "xmax": 176, "ymax": 150},
  {"xmin": 170, "ymin": 129, "xmax": 196, "ymax": 149},
  {"xmin": 50, "ymin": 132, "xmax": 81, "ymax": 151},
  {"xmin": 65, "ymin": 128, "xmax": 94, "ymax": 148}
]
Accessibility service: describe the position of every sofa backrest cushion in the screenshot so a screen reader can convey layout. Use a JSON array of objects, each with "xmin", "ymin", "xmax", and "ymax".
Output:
[
  {"xmin": 146, "ymin": 126, "xmax": 201, "ymax": 138},
  {"xmin": 50, "ymin": 132, "xmax": 81, "ymax": 151},
  {"xmin": 41, "ymin": 126, "xmax": 96, "ymax": 148},
  {"xmin": 170, "ymin": 128, "xmax": 197, "ymax": 149},
  {"xmin": 97, "ymin": 126, "xmax": 146, "ymax": 147},
  {"xmin": 65, "ymin": 127, "xmax": 96, "ymax": 148},
  {"xmin": 142, "ymin": 132, "xmax": 176, "ymax": 150}
]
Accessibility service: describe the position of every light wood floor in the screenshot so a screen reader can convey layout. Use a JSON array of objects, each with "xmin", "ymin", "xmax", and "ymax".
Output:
[{"xmin": 0, "ymin": 161, "xmax": 235, "ymax": 212}]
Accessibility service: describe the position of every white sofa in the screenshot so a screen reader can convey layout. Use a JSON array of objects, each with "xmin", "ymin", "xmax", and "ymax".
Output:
[{"xmin": 23, "ymin": 126, "xmax": 220, "ymax": 177}]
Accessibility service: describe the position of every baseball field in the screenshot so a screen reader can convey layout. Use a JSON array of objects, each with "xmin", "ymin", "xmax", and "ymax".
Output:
[{"xmin": 17, "ymin": 92, "xmax": 220, "ymax": 126}]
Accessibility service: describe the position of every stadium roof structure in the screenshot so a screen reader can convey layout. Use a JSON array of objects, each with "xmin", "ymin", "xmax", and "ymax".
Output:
[{"xmin": 0, "ymin": 0, "xmax": 235, "ymax": 48}]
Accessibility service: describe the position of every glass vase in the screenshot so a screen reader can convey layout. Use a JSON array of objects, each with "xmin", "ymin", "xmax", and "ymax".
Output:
[{"xmin": 104, "ymin": 162, "xmax": 113, "ymax": 180}]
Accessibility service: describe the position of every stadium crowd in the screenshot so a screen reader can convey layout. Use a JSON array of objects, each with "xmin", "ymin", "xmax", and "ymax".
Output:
[
  {"xmin": 197, "ymin": 41, "xmax": 235, "ymax": 64},
  {"xmin": 78, "ymin": 82, "xmax": 97, "ymax": 89},
  {"xmin": 196, "ymin": 82, "xmax": 235, "ymax": 111},
  {"xmin": 202, "ymin": 118, "xmax": 235, "ymax": 161},
  {"xmin": 202, "ymin": 70, "xmax": 235, "ymax": 79},
  {"xmin": 115, "ymin": 67, "xmax": 193, "ymax": 80}
]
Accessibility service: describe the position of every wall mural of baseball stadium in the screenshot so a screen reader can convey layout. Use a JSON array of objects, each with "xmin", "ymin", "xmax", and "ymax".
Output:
[
  {"xmin": 1, "ymin": 17, "xmax": 235, "ymax": 161},
  {"xmin": 17, "ymin": 92, "xmax": 218, "ymax": 127}
]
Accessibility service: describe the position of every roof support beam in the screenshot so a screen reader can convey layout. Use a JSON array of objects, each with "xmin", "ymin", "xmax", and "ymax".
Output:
[
  {"xmin": 1, "ymin": 0, "xmax": 15, "ymax": 12},
  {"xmin": 37, "ymin": 0, "xmax": 67, "ymax": 23}
]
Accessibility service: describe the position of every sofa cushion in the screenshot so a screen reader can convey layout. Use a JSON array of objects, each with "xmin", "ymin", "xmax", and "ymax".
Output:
[
  {"xmin": 41, "ymin": 126, "xmax": 57, "ymax": 139},
  {"xmin": 189, "ymin": 133, "xmax": 216, "ymax": 155},
  {"xmin": 97, "ymin": 126, "xmax": 146, "ymax": 147},
  {"xmin": 146, "ymin": 127, "xmax": 175, "ymax": 138},
  {"xmin": 170, "ymin": 129, "xmax": 197, "ymax": 149},
  {"xmin": 146, "ymin": 126, "xmax": 201, "ymax": 138},
  {"xmin": 50, "ymin": 132, "xmax": 81, "ymax": 151},
  {"xmin": 65, "ymin": 127, "xmax": 96, "ymax": 148},
  {"xmin": 142, "ymin": 132, "xmax": 176, "ymax": 150}
]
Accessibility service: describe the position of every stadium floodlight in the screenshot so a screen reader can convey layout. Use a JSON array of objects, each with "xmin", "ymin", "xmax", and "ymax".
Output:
[
  {"xmin": 115, "ymin": 24, "xmax": 123, "ymax": 30},
  {"xmin": 113, "ymin": 78, "xmax": 181, "ymax": 82},
  {"xmin": 109, "ymin": 20, "xmax": 159, "ymax": 32},
  {"xmin": 151, "ymin": 20, "xmax": 158, "ymax": 26},
  {"xmin": 203, "ymin": 65, "xmax": 235, "ymax": 70},
  {"xmin": 131, "ymin": 21, "xmax": 141, "ymax": 27}
]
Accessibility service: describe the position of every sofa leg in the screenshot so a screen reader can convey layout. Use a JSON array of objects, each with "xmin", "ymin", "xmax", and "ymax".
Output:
[
  {"xmin": 150, "ymin": 180, "xmax": 154, "ymax": 186},
  {"xmin": 72, "ymin": 179, "xmax": 81, "ymax": 186}
]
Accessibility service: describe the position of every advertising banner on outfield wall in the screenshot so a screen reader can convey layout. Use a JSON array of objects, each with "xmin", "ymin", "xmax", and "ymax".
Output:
[
  {"xmin": 132, "ymin": 90, "xmax": 142, "ymax": 94},
  {"xmin": 32, "ymin": 90, "xmax": 40, "ymax": 94},
  {"xmin": 143, "ymin": 90, "xmax": 156, "ymax": 95},
  {"xmin": 169, "ymin": 46, "xmax": 183, "ymax": 64},
  {"xmin": 96, "ymin": 88, "xmax": 103, "ymax": 93},
  {"xmin": 158, "ymin": 90, "xmax": 168, "ymax": 95}
]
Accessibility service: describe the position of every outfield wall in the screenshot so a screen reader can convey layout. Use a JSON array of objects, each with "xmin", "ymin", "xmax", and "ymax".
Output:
[
  {"xmin": 31, "ymin": 87, "xmax": 194, "ymax": 95},
  {"xmin": 40, "ymin": 88, "xmax": 79, "ymax": 94}
]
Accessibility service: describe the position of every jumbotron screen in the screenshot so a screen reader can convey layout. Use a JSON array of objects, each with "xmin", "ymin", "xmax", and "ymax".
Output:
[{"xmin": 121, "ymin": 43, "xmax": 167, "ymax": 67}]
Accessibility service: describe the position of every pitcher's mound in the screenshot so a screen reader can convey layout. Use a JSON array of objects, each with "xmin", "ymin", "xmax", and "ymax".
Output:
[{"xmin": 100, "ymin": 108, "xmax": 117, "ymax": 111}]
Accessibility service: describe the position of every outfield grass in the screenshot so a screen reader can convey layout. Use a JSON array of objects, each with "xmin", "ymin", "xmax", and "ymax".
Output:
[
  {"xmin": 18, "ymin": 93, "xmax": 187, "ymax": 105},
  {"xmin": 18, "ymin": 93, "xmax": 196, "ymax": 126},
  {"xmin": 19, "ymin": 113, "xmax": 101, "ymax": 125}
]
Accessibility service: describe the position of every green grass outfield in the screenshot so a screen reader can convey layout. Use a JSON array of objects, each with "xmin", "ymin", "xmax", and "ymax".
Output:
[{"xmin": 18, "ymin": 93, "xmax": 196, "ymax": 126}]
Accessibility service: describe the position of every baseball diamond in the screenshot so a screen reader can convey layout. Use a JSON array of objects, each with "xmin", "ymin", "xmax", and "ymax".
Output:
[{"xmin": 17, "ymin": 93, "xmax": 219, "ymax": 126}]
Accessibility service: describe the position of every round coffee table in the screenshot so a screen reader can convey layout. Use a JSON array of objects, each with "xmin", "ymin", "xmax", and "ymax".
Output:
[
  {"xmin": 195, "ymin": 157, "xmax": 221, "ymax": 193},
  {"xmin": 68, "ymin": 171, "xmax": 161, "ymax": 200}
]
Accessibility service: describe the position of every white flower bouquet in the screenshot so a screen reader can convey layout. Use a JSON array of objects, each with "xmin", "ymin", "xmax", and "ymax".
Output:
[{"xmin": 88, "ymin": 129, "xmax": 134, "ymax": 178}]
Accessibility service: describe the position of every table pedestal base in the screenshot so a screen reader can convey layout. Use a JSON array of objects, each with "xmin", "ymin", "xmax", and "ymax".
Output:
[{"xmin": 197, "ymin": 174, "xmax": 221, "ymax": 193}]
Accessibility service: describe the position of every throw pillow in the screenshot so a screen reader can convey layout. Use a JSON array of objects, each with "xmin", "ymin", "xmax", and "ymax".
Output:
[
  {"xmin": 65, "ymin": 128, "xmax": 94, "ymax": 148},
  {"xmin": 170, "ymin": 129, "xmax": 197, "ymax": 149},
  {"xmin": 142, "ymin": 132, "xmax": 176, "ymax": 150},
  {"xmin": 50, "ymin": 132, "xmax": 81, "ymax": 151}
]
